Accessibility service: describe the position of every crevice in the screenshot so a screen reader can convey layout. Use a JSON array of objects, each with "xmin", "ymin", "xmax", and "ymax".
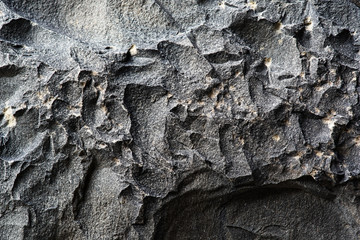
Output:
[
  {"xmin": 72, "ymin": 156, "xmax": 97, "ymax": 221},
  {"xmin": 153, "ymin": 0, "xmax": 183, "ymax": 32}
]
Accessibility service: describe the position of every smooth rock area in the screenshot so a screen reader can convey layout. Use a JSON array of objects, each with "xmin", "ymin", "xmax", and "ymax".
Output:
[{"xmin": 1, "ymin": 0, "xmax": 360, "ymax": 239}]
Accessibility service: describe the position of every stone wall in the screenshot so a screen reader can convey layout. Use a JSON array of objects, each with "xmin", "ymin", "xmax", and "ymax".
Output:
[{"xmin": 0, "ymin": 0, "xmax": 360, "ymax": 239}]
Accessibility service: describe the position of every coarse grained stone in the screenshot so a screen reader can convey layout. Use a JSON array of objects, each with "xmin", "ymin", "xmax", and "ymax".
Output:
[{"xmin": 0, "ymin": 0, "xmax": 360, "ymax": 239}]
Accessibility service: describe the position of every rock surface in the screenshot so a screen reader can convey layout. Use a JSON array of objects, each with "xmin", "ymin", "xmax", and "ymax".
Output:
[{"xmin": 1, "ymin": 0, "xmax": 360, "ymax": 239}]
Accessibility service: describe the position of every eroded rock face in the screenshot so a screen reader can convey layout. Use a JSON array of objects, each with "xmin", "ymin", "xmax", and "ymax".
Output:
[{"xmin": 0, "ymin": 0, "xmax": 360, "ymax": 239}]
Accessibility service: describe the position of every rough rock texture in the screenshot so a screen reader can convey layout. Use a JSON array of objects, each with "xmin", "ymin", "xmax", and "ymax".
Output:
[{"xmin": 1, "ymin": 0, "xmax": 360, "ymax": 239}]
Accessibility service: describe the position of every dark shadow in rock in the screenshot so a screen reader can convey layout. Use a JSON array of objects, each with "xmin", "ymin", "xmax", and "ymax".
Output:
[
  {"xmin": 154, "ymin": 178, "xmax": 357, "ymax": 239},
  {"xmin": 0, "ymin": 18, "xmax": 32, "ymax": 44}
]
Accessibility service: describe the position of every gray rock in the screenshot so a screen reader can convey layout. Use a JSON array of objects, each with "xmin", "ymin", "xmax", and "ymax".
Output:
[{"xmin": 0, "ymin": 0, "xmax": 360, "ymax": 239}]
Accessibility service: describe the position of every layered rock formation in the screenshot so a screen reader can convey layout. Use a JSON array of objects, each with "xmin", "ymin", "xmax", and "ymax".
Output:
[{"xmin": 1, "ymin": 0, "xmax": 360, "ymax": 239}]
